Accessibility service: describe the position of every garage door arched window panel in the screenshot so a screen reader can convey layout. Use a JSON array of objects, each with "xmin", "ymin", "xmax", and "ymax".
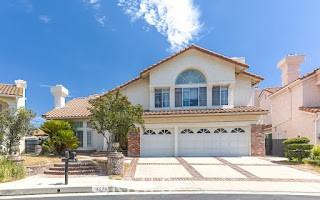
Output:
[
  {"xmin": 144, "ymin": 130, "xmax": 156, "ymax": 135},
  {"xmin": 231, "ymin": 128, "xmax": 245, "ymax": 133},
  {"xmin": 213, "ymin": 128, "xmax": 227, "ymax": 133},
  {"xmin": 180, "ymin": 129, "xmax": 194, "ymax": 134},
  {"xmin": 197, "ymin": 128, "xmax": 210, "ymax": 134},
  {"xmin": 175, "ymin": 69, "xmax": 206, "ymax": 85},
  {"xmin": 158, "ymin": 129, "xmax": 172, "ymax": 135}
]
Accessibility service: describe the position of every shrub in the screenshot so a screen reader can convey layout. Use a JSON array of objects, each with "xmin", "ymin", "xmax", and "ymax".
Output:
[
  {"xmin": 283, "ymin": 137, "xmax": 310, "ymax": 145},
  {"xmin": 311, "ymin": 145, "xmax": 320, "ymax": 160},
  {"xmin": 41, "ymin": 120, "xmax": 79, "ymax": 155},
  {"xmin": 283, "ymin": 137, "xmax": 313, "ymax": 162},
  {"xmin": 0, "ymin": 158, "xmax": 26, "ymax": 182}
]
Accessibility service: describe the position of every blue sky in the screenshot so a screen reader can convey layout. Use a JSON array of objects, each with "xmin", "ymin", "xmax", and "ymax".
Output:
[{"xmin": 1, "ymin": 0, "xmax": 320, "ymax": 124}]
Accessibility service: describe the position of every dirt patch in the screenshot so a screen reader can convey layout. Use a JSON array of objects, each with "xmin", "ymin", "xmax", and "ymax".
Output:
[{"xmin": 22, "ymin": 154, "xmax": 61, "ymax": 167}]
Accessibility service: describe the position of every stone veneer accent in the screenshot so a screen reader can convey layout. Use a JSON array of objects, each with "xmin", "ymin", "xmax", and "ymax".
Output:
[
  {"xmin": 128, "ymin": 130, "xmax": 140, "ymax": 157},
  {"xmin": 251, "ymin": 124, "xmax": 265, "ymax": 156}
]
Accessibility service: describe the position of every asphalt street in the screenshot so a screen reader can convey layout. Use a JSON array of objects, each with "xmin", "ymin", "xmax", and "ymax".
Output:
[{"xmin": 3, "ymin": 193, "xmax": 320, "ymax": 200}]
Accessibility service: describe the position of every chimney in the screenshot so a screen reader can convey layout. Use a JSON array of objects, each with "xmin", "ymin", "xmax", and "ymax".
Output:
[
  {"xmin": 277, "ymin": 54, "xmax": 305, "ymax": 86},
  {"xmin": 15, "ymin": 80, "xmax": 27, "ymax": 108},
  {"xmin": 50, "ymin": 85, "xmax": 69, "ymax": 108}
]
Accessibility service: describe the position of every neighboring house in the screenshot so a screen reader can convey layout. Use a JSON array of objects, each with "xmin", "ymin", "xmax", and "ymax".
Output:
[
  {"xmin": 256, "ymin": 54, "xmax": 320, "ymax": 147},
  {"xmin": 255, "ymin": 87, "xmax": 280, "ymax": 134},
  {"xmin": 0, "ymin": 80, "xmax": 27, "ymax": 111},
  {"xmin": 0, "ymin": 80, "xmax": 27, "ymax": 153},
  {"xmin": 43, "ymin": 45, "xmax": 267, "ymax": 157}
]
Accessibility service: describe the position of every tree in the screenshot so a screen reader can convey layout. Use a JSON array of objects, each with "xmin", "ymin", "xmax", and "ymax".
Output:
[
  {"xmin": 0, "ymin": 108, "xmax": 35, "ymax": 155},
  {"xmin": 41, "ymin": 120, "xmax": 79, "ymax": 155},
  {"xmin": 89, "ymin": 90, "xmax": 144, "ymax": 151}
]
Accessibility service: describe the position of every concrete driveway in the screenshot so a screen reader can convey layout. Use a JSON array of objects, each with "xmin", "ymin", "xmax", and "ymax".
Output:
[{"xmin": 125, "ymin": 157, "xmax": 320, "ymax": 182}]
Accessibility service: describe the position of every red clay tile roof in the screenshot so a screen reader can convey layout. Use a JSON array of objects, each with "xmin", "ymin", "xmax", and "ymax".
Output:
[
  {"xmin": 43, "ymin": 97, "xmax": 94, "ymax": 119},
  {"xmin": 143, "ymin": 106, "xmax": 268, "ymax": 116},
  {"xmin": 240, "ymin": 71, "xmax": 264, "ymax": 81},
  {"xmin": 140, "ymin": 44, "xmax": 249, "ymax": 76},
  {"xmin": 43, "ymin": 102, "xmax": 267, "ymax": 119},
  {"xmin": 299, "ymin": 106, "xmax": 320, "ymax": 113},
  {"xmin": 0, "ymin": 84, "xmax": 23, "ymax": 96}
]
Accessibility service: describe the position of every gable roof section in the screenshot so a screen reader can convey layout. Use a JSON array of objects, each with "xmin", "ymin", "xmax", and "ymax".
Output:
[
  {"xmin": 271, "ymin": 68, "xmax": 320, "ymax": 97},
  {"xmin": 0, "ymin": 83, "xmax": 23, "ymax": 97},
  {"xmin": 140, "ymin": 44, "xmax": 249, "ymax": 76},
  {"xmin": 43, "ymin": 97, "xmax": 93, "ymax": 119}
]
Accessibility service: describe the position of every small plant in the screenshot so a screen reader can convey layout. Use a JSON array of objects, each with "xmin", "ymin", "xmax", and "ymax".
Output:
[
  {"xmin": 311, "ymin": 145, "xmax": 320, "ymax": 160},
  {"xmin": 283, "ymin": 137, "xmax": 313, "ymax": 162},
  {"xmin": 41, "ymin": 120, "xmax": 79, "ymax": 155},
  {"xmin": 0, "ymin": 158, "xmax": 26, "ymax": 182}
]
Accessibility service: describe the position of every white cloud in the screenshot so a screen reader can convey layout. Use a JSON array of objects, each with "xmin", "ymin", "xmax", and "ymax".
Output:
[
  {"xmin": 95, "ymin": 15, "xmax": 106, "ymax": 27},
  {"xmin": 118, "ymin": 0, "xmax": 202, "ymax": 52},
  {"xmin": 83, "ymin": 0, "xmax": 106, "ymax": 27},
  {"xmin": 39, "ymin": 15, "xmax": 51, "ymax": 24}
]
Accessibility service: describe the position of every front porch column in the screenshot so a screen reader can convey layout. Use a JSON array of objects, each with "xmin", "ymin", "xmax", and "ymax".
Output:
[
  {"xmin": 128, "ymin": 129, "xmax": 140, "ymax": 157},
  {"xmin": 174, "ymin": 126, "xmax": 179, "ymax": 156}
]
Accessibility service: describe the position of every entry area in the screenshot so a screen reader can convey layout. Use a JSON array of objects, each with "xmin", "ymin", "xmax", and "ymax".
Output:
[{"xmin": 140, "ymin": 124, "xmax": 250, "ymax": 157}]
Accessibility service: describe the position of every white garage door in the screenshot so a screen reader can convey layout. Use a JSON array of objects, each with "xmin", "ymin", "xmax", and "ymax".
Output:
[
  {"xmin": 141, "ymin": 129, "xmax": 174, "ymax": 157},
  {"xmin": 178, "ymin": 127, "xmax": 249, "ymax": 156}
]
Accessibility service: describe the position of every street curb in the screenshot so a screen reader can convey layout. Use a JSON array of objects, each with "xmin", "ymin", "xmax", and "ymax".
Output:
[{"xmin": 0, "ymin": 186, "xmax": 136, "ymax": 196}]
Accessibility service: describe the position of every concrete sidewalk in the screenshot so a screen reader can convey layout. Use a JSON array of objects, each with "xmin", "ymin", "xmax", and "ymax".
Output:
[{"xmin": 1, "ymin": 174, "xmax": 320, "ymax": 196}]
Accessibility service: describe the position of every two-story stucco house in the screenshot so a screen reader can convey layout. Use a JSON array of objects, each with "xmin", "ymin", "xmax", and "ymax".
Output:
[
  {"xmin": 257, "ymin": 54, "xmax": 320, "ymax": 150},
  {"xmin": 43, "ymin": 45, "xmax": 267, "ymax": 157}
]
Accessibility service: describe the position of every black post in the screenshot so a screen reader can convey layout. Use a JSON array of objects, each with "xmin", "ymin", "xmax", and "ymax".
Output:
[{"xmin": 65, "ymin": 151, "xmax": 69, "ymax": 185}]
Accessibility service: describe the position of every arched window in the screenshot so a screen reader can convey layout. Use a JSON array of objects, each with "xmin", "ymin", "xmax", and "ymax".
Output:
[
  {"xmin": 197, "ymin": 128, "xmax": 210, "ymax": 134},
  {"xmin": 176, "ymin": 69, "xmax": 206, "ymax": 85},
  {"xmin": 214, "ymin": 128, "xmax": 227, "ymax": 133},
  {"xmin": 144, "ymin": 130, "xmax": 156, "ymax": 135},
  {"xmin": 231, "ymin": 128, "xmax": 245, "ymax": 133},
  {"xmin": 158, "ymin": 130, "xmax": 172, "ymax": 135},
  {"xmin": 180, "ymin": 129, "xmax": 194, "ymax": 134},
  {"xmin": 175, "ymin": 69, "xmax": 207, "ymax": 107}
]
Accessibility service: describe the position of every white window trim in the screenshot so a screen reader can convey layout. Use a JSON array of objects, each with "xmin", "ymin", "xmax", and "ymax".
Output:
[
  {"xmin": 212, "ymin": 85, "xmax": 230, "ymax": 106},
  {"xmin": 175, "ymin": 86, "xmax": 207, "ymax": 108},
  {"xmin": 154, "ymin": 88, "xmax": 170, "ymax": 108}
]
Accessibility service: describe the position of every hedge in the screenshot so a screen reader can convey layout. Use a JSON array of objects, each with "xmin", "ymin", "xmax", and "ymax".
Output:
[
  {"xmin": 283, "ymin": 137, "xmax": 310, "ymax": 145},
  {"xmin": 283, "ymin": 137, "xmax": 313, "ymax": 162}
]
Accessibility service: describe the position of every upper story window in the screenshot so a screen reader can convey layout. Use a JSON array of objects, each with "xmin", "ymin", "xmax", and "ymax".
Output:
[
  {"xmin": 175, "ymin": 87, "xmax": 207, "ymax": 107},
  {"xmin": 175, "ymin": 69, "xmax": 207, "ymax": 107},
  {"xmin": 212, "ymin": 86, "xmax": 229, "ymax": 106},
  {"xmin": 155, "ymin": 88, "xmax": 170, "ymax": 108},
  {"xmin": 175, "ymin": 69, "xmax": 206, "ymax": 85}
]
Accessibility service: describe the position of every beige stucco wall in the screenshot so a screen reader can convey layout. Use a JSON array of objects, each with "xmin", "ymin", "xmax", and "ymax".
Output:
[
  {"xmin": 149, "ymin": 49, "xmax": 236, "ymax": 86},
  {"xmin": 271, "ymin": 80, "xmax": 318, "ymax": 144},
  {"xmin": 302, "ymin": 75, "xmax": 320, "ymax": 107},
  {"xmin": 257, "ymin": 91, "xmax": 272, "ymax": 125},
  {"xmin": 234, "ymin": 75, "xmax": 254, "ymax": 106},
  {"xmin": 120, "ymin": 78, "xmax": 150, "ymax": 110}
]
